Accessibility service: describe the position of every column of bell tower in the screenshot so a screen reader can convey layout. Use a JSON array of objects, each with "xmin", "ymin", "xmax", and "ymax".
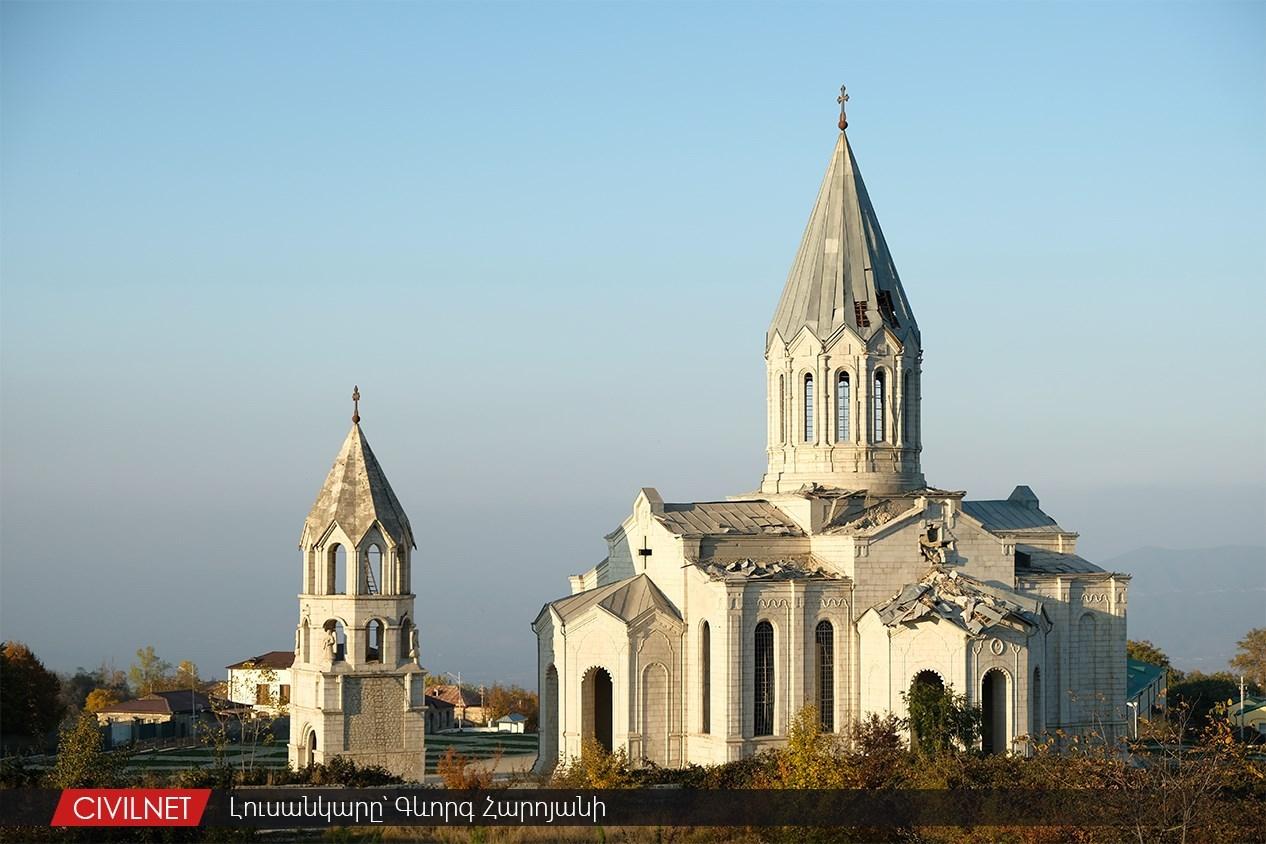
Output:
[{"xmin": 287, "ymin": 391, "xmax": 427, "ymax": 781}]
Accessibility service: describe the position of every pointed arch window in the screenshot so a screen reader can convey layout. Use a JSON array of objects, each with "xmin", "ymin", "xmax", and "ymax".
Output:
[
  {"xmin": 873, "ymin": 370, "xmax": 886, "ymax": 443},
  {"xmin": 815, "ymin": 621, "xmax": 834, "ymax": 731},
  {"xmin": 754, "ymin": 621, "xmax": 774, "ymax": 736},
  {"xmin": 803, "ymin": 374, "xmax": 815, "ymax": 442},
  {"xmin": 902, "ymin": 369, "xmax": 912, "ymax": 445},
  {"xmin": 836, "ymin": 372, "xmax": 850, "ymax": 442}
]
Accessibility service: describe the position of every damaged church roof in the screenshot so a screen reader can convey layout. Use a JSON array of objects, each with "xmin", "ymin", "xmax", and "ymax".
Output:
[
  {"xmin": 1015, "ymin": 545, "xmax": 1105, "ymax": 575},
  {"xmin": 692, "ymin": 555, "xmax": 846, "ymax": 582},
  {"xmin": 653, "ymin": 500, "xmax": 802, "ymax": 538},
  {"xmin": 301, "ymin": 420, "xmax": 415, "ymax": 549},
  {"xmin": 874, "ymin": 568, "xmax": 1042, "ymax": 634}
]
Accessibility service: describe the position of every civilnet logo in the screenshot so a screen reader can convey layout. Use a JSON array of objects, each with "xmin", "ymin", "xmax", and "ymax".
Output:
[{"xmin": 51, "ymin": 789, "xmax": 210, "ymax": 827}]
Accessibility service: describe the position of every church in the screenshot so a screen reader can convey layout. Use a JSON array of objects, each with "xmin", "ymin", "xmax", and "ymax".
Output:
[{"xmin": 532, "ymin": 94, "xmax": 1130, "ymax": 771}]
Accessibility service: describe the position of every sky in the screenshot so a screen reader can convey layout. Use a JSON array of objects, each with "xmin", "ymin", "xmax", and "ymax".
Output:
[{"xmin": 1, "ymin": 1, "xmax": 1263, "ymax": 685}]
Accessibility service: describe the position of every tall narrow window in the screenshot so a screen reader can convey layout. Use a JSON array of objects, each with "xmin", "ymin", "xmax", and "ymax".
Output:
[
  {"xmin": 700, "ymin": 621, "xmax": 711, "ymax": 734},
  {"xmin": 754, "ymin": 621, "xmax": 774, "ymax": 736},
  {"xmin": 873, "ymin": 371, "xmax": 886, "ymax": 442},
  {"xmin": 815, "ymin": 621, "xmax": 834, "ymax": 731},
  {"xmin": 803, "ymin": 374, "xmax": 814, "ymax": 442},
  {"xmin": 778, "ymin": 375, "xmax": 786, "ymax": 443},
  {"xmin": 836, "ymin": 372, "xmax": 850, "ymax": 442},
  {"xmin": 902, "ymin": 369, "xmax": 912, "ymax": 444}
]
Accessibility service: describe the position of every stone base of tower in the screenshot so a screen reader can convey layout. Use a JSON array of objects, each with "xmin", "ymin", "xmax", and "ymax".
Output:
[
  {"xmin": 762, "ymin": 446, "xmax": 924, "ymax": 495},
  {"xmin": 288, "ymin": 668, "xmax": 428, "ymax": 783}
]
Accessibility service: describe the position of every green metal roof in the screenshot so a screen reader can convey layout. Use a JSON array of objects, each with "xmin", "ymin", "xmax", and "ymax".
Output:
[{"xmin": 1127, "ymin": 657, "xmax": 1167, "ymax": 700}]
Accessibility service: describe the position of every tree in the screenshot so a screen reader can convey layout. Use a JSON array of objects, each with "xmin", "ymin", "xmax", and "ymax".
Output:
[
  {"xmin": 128, "ymin": 646, "xmax": 173, "ymax": 696},
  {"xmin": 904, "ymin": 681, "xmax": 982, "ymax": 756},
  {"xmin": 1128, "ymin": 639, "xmax": 1172, "ymax": 669},
  {"xmin": 1229, "ymin": 627, "xmax": 1266, "ymax": 687},
  {"xmin": 1169, "ymin": 671, "xmax": 1263, "ymax": 733},
  {"xmin": 84, "ymin": 688, "xmax": 121, "ymax": 713},
  {"xmin": 0, "ymin": 641, "xmax": 66, "ymax": 742},
  {"xmin": 48, "ymin": 713, "xmax": 125, "ymax": 789},
  {"xmin": 173, "ymin": 660, "xmax": 201, "ymax": 690}
]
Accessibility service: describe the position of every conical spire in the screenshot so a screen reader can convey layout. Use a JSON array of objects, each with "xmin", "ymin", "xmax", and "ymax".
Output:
[
  {"xmin": 301, "ymin": 415, "xmax": 415, "ymax": 550},
  {"xmin": 767, "ymin": 116, "xmax": 917, "ymax": 349}
]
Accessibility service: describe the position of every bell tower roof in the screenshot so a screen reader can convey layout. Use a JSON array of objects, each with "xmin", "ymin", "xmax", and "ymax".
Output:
[
  {"xmin": 768, "ymin": 106, "xmax": 917, "ymax": 349},
  {"xmin": 301, "ymin": 394, "xmax": 414, "ymax": 550}
]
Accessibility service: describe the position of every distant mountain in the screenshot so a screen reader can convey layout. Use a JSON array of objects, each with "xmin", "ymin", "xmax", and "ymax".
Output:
[{"xmin": 1103, "ymin": 546, "xmax": 1265, "ymax": 673}]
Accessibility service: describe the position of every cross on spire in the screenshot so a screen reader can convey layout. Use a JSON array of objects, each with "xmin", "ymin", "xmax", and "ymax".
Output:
[
  {"xmin": 352, "ymin": 385, "xmax": 361, "ymax": 424},
  {"xmin": 837, "ymin": 84, "xmax": 849, "ymax": 131}
]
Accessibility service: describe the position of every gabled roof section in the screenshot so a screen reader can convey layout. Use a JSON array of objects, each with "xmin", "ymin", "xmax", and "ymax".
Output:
[
  {"xmin": 549, "ymin": 574, "xmax": 682, "ymax": 624},
  {"xmin": 693, "ymin": 555, "xmax": 847, "ymax": 583},
  {"xmin": 302, "ymin": 423, "xmax": 415, "ymax": 549},
  {"xmin": 654, "ymin": 500, "xmax": 802, "ymax": 538},
  {"xmin": 768, "ymin": 130, "xmax": 917, "ymax": 348},
  {"xmin": 961, "ymin": 492, "xmax": 1065, "ymax": 536}
]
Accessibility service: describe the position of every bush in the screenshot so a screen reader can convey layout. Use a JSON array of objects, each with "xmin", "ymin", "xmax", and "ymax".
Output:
[
  {"xmin": 551, "ymin": 738, "xmax": 635, "ymax": 788},
  {"xmin": 436, "ymin": 746, "xmax": 498, "ymax": 789}
]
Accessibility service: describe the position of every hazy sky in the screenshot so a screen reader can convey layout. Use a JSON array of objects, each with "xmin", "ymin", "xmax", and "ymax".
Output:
[{"xmin": 2, "ymin": 1, "xmax": 1263, "ymax": 685}]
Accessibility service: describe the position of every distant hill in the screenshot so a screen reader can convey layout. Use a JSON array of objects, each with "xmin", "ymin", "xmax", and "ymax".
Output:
[{"xmin": 1103, "ymin": 545, "xmax": 1265, "ymax": 673}]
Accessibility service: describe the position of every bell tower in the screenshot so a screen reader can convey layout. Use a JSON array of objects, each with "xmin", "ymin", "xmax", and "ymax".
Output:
[
  {"xmin": 761, "ymin": 88, "xmax": 925, "ymax": 496},
  {"xmin": 287, "ymin": 388, "xmax": 426, "ymax": 781}
]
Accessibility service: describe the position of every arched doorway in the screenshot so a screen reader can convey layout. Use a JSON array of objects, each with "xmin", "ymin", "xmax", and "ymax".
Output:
[
  {"xmin": 982, "ymin": 669, "xmax": 1008, "ymax": 755},
  {"xmin": 641, "ymin": 663, "xmax": 668, "ymax": 765},
  {"xmin": 304, "ymin": 729, "xmax": 317, "ymax": 767},
  {"xmin": 908, "ymin": 670, "xmax": 945, "ymax": 751},
  {"xmin": 581, "ymin": 667, "xmax": 613, "ymax": 754}
]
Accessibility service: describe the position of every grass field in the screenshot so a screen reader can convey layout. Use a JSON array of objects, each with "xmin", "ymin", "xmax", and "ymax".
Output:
[{"xmin": 121, "ymin": 731, "xmax": 538, "ymax": 775}]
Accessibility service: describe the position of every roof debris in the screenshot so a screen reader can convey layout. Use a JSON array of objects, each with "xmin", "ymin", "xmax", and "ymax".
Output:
[
  {"xmin": 875, "ymin": 568, "xmax": 1040, "ymax": 634},
  {"xmin": 693, "ymin": 555, "xmax": 846, "ymax": 582}
]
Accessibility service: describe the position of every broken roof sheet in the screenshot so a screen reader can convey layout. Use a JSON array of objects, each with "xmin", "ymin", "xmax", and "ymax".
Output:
[
  {"xmin": 1015, "ymin": 545, "xmax": 1104, "ymax": 575},
  {"xmin": 961, "ymin": 499, "xmax": 1065, "ymax": 534},
  {"xmin": 693, "ymin": 554, "xmax": 846, "ymax": 583},
  {"xmin": 549, "ymin": 574, "xmax": 682, "ymax": 623},
  {"xmin": 874, "ymin": 568, "xmax": 1041, "ymax": 635},
  {"xmin": 654, "ymin": 500, "xmax": 802, "ymax": 537}
]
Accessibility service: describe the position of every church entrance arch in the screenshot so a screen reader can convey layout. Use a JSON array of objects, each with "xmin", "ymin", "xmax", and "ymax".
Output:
[
  {"xmin": 982, "ymin": 669, "xmax": 1009, "ymax": 755},
  {"xmin": 641, "ymin": 663, "xmax": 669, "ymax": 766},
  {"xmin": 581, "ymin": 667, "xmax": 614, "ymax": 754}
]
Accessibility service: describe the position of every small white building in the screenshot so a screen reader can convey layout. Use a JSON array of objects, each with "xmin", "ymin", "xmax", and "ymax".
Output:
[
  {"xmin": 225, "ymin": 651, "xmax": 294, "ymax": 713},
  {"xmin": 493, "ymin": 713, "xmax": 528, "ymax": 733}
]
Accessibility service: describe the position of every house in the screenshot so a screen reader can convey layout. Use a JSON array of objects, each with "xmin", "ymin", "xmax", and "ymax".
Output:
[
  {"xmin": 95, "ymin": 690, "xmax": 215, "ymax": 746},
  {"xmin": 493, "ymin": 713, "xmax": 528, "ymax": 734},
  {"xmin": 427, "ymin": 685, "xmax": 485, "ymax": 726},
  {"xmin": 532, "ymin": 93, "xmax": 1130, "ymax": 773},
  {"xmin": 1230, "ymin": 695, "xmax": 1266, "ymax": 736},
  {"xmin": 1126, "ymin": 658, "xmax": 1167, "ymax": 724},
  {"xmin": 225, "ymin": 651, "xmax": 294, "ymax": 713},
  {"xmin": 424, "ymin": 693, "xmax": 456, "ymax": 733}
]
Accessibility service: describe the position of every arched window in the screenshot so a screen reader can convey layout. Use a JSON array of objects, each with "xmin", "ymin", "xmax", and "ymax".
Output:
[
  {"xmin": 323, "ymin": 620, "xmax": 346, "ymax": 662},
  {"xmin": 873, "ymin": 370, "xmax": 886, "ymax": 442},
  {"xmin": 836, "ymin": 372, "xmax": 850, "ymax": 442},
  {"xmin": 400, "ymin": 616, "xmax": 413, "ymax": 661},
  {"xmin": 815, "ymin": 621, "xmax": 834, "ymax": 731},
  {"xmin": 300, "ymin": 618, "xmax": 311, "ymax": 663},
  {"xmin": 754, "ymin": 621, "xmax": 774, "ymax": 736},
  {"xmin": 365, "ymin": 544, "xmax": 383, "ymax": 595},
  {"xmin": 328, "ymin": 544, "xmax": 347, "ymax": 595},
  {"xmin": 778, "ymin": 375, "xmax": 786, "ymax": 443},
  {"xmin": 700, "ymin": 621, "xmax": 711, "ymax": 734},
  {"xmin": 365, "ymin": 619, "xmax": 383, "ymax": 662},
  {"xmin": 803, "ymin": 374, "xmax": 815, "ymax": 442},
  {"xmin": 1076, "ymin": 613, "xmax": 1097, "ymax": 720}
]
